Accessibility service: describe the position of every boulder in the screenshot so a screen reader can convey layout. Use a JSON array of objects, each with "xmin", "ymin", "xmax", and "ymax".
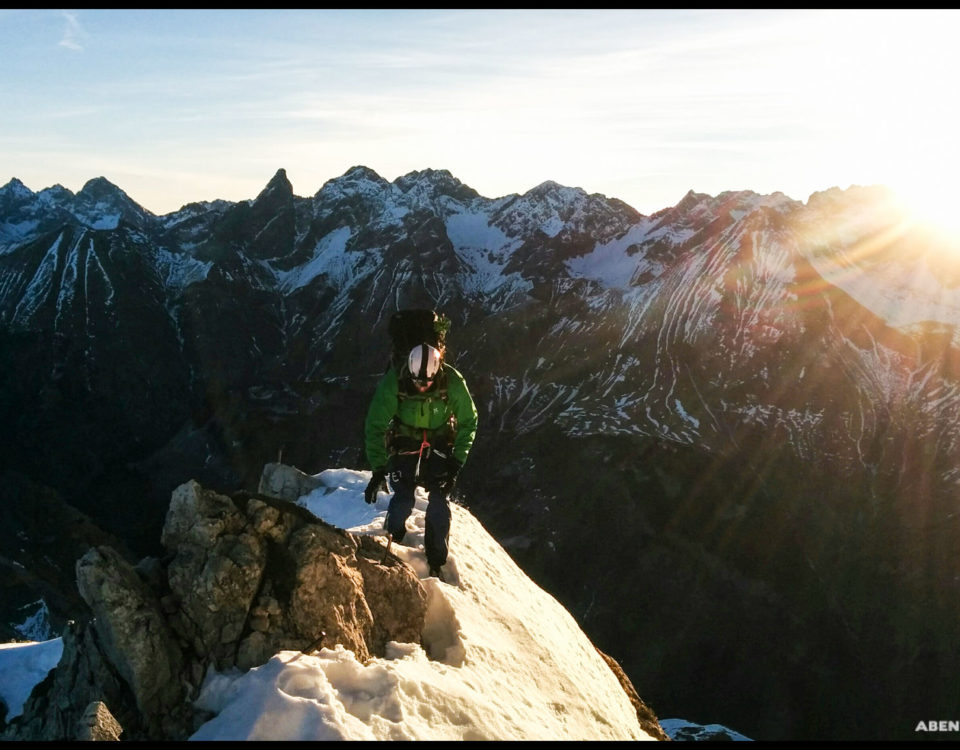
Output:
[{"xmin": 257, "ymin": 462, "xmax": 324, "ymax": 502}]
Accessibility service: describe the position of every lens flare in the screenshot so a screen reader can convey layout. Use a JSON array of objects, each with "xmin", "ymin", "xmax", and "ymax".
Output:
[{"xmin": 891, "ymin": 184, "xmax": 960, "ymax": 245}]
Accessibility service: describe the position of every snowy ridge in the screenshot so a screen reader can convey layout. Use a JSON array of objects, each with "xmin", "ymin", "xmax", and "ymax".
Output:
[
  {"xmin": 6, "ymin": 168, "xmax": 958, "ymax": 337},
  {"xmin": 193, "ymin": 468, "xmax": 656, "ymax": 741},
  {"xmin": 0, "ymin": 467, "xmax": 702, "ymax": 739}
]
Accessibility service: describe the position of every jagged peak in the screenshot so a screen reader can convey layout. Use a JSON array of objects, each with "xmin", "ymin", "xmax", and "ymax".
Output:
[
  {"xmin": 525, "ymin": 180, "xmax": 583, "ymax": 198},
  {"xmin": 715, "ymin": 188, "xmax": 762, "ymax": 202},
  {"xmin": 395, "ymin": 167, "xmax": 455, "ymax": 185},
  {"xmin": 340, "ymin": 165, "xmax": 389, "ymax": 185},
  {"xmin": 530, "ymin": 179, "xmax": 564, "ymax": 192},
  {"xmin": 393, "ymin": 168, "xmax": 479, "ymax": 201},
  {"xmin": 267, "ymin": 167, "xmax": 291, "ymax": 187},
  {"xmin": 805, "ymin": 183, "xmax": 897, "ymax": 209},
  {"xmin": 78, "ymin": 176, "xmax": 124, "ymax": 197},
  {"xmin": 314, "ymin": 166, "xmax": 390, "ymax": 201},
  {"xmin": 646, "ymin": 189, "xmax": 710, "ymax": 224},
  {"xmin": 71, "ymin": 176, "xmax": 156, "ymax": 223},
  {"xmin": 254, "ymin": 168, "xmax": 294, "ymax": 203},
  {"xmin": 652, "ymin": 188, "xmax": 798, "ymax": 226},
  {"xmin": 76, "ymin": 176, "xmax": 144, "ymax": 210},
  {"xmin": 38, "ymin": 183, "xmax": 73, "ymax": 199},
  {"xmin": 36, "ymin": 184, "xmax": 75, "ymax": 209},
  {"xmin": 0, "ymin": 177, "xmax": 34, "ymax": 199},
  {"xmin": 711, "ymin": 189, "xmax": 799, "ymax": 215},
  {"xmin": 676, "ymin": 189, "xmax": 711, "ymax": 211},
  {"xmin": 512, "ymin": 181, "xmax": 592, "ymax": 212}
]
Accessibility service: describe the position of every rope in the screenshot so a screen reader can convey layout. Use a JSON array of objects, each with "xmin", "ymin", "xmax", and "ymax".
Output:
[{"xmin": 414, "ymin": 429, "xmax": 430, "ymax": 480}]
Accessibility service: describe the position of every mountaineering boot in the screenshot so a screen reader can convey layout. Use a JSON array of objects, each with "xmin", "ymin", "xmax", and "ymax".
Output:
[{"xmin": 429, "ymin": 564, "xmax": 445, "ymax": 582}]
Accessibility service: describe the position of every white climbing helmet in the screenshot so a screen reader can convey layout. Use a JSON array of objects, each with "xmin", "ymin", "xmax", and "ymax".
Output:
[{"xmin": 407, "ymin": 343, "xmax": 442, "ymax": 385}]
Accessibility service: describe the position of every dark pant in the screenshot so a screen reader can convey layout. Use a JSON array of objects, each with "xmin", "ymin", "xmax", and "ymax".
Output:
[{"xmin": 386, "ymin": 449, "xmax": 453, "ymax": 569}]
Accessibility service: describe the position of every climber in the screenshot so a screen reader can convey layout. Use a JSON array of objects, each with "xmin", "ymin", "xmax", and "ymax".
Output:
[{"xmin": 363, "ymin": 340, "xmax": 478, "ymax": 580}]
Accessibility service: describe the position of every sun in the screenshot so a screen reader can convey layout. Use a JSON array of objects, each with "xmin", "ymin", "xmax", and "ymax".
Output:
[
  {"xmin": 797, "ymin": 11, "xmax": 960, "ymax": 246},
  {"xmin": 889, "ymin": 181, "xmax": 960, "ymax": 245}
]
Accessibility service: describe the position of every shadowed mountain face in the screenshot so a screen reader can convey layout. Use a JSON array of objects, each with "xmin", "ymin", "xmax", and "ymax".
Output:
[{"xmin": 2, "ymin": 168, "xmax": 960, "ymax": 740}]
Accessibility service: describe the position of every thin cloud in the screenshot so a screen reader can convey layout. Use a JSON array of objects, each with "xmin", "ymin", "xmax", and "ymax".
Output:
[{"xmin": 58, "ymin": 10, "xmax": 85, "ymax": 51}]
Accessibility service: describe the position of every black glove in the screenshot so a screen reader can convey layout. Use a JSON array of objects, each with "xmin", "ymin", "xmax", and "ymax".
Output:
[
  {"xmin": 365, "ymin": 469, "xmax": 387, "ymax": 504},
  {"xmin": 442, "ymin": 456, "xmax": 462, "ymax": 494}
]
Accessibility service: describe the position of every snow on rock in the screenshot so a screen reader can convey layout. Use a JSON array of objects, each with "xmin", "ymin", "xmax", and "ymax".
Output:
[
  {"xmin": 188, "ymin": 467, "xmax": 656, "ymax": 741},
  {"xmin": 0, "ymin": 639, "xmax": 63, "ymax": 721}
]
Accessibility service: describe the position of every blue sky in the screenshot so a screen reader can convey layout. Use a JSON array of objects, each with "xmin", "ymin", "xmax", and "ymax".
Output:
[{"xmin": 2, "ymin": 9, "xmax": 958, "ymax": 219}]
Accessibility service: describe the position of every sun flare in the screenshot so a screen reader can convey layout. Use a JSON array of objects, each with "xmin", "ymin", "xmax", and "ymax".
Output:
[{"xmin": 891, "ymin": 183, "xmax": 960, "ymax": 244}]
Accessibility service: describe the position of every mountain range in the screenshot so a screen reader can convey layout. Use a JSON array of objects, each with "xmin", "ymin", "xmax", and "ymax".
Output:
[{"xmin": 2, "ymin": 165, "xmax": 959, "ymax": 740}]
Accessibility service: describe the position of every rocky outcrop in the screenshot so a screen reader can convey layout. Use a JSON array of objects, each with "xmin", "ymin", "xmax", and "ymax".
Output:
[
  {"xmin": 2, "ymin": 479, "xmax": 427, "ymax": 741},
  {"xmin": 77, "ymin": 702, "xmax": 123, "ymax": 741},
  {"xmin": 258, "ymin": 460, "xmax": 324, "ymax": 501},
  {"xmin": 596, "ymin": 647, "xmax": 670, "ymax": 741}
]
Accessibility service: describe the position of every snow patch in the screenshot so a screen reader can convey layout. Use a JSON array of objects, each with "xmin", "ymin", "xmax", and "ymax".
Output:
[
  {"xmin": 566, "ymin": 221, "xmax": 652, "ymax": 288},
  {"xmin": 445, "ymin": 211, "xmax": 509, "ymax": 253},
  {"xmin": 274, "ymin": 226, "xmax": 356, "ymax": 293},
  {"xmin": 155, "ymin": 248, "xmax": 212, "ymax": 291},
  {"xmin": 0, "ymin": 638, "xmax": 62, "ymax": 720},
  {"xmin": 89, "ymin": 213, "xmax": 120, "ymax": 230},
  {"xmin": 13, "ymin": 233, "xmax": 63, "ymax": 324},
  {"xmin": 540, "ymin": 215, "xmax": 563, "ymax": 238},
  {"xmin": 674, "ymin": 398, "xmax": 700, "ymax": 429}
]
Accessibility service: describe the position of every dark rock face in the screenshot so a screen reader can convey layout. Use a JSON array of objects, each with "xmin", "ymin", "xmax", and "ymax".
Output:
[
  {"xmin": 0, "ymin": 471, "xmax": 129, "ymax": 642},
  {"xmin": 2, "ymin": 478, "xmax": 427, "ymax": 741},
  {"xmin": 2, "ymin": 169, "xmax": 960, "ymax": 740}
]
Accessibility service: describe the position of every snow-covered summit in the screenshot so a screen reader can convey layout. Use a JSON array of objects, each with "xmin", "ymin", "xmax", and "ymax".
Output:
[
  {"xmin": 70, "ymin": 176, "xmax": 155, "ymax": 230},
  {"xmin": 0, "ymin": 178, "xmax": 34, "ymax": 202},
  {"xmin": 315, "ymin": 165, "xmax": 392, "ymax": 202}
]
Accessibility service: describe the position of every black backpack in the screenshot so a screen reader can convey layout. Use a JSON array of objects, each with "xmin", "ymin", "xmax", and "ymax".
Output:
[{"xmin": 388, "ymin": 308, "xmax": 451, "ymax": 376}]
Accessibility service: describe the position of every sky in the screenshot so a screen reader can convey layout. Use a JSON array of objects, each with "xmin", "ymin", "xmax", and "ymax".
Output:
[
  {"xmin": 0, "ymin": 467, "xmax": 749, "ymax": 741},
  {"xmin": 2, "ymin": 9, "xmax": 959, "ymax": 222}
]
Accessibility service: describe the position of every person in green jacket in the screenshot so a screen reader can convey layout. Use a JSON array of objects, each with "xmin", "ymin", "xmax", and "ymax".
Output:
[{"xmin": 364, "ymin": 342, "xmax": 478, "ymax": 578}]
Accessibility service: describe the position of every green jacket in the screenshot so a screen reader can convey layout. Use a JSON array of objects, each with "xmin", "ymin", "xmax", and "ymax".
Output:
[{"xmin": 364, "ymin": 363, "xmax": 478, "ymax": 472}]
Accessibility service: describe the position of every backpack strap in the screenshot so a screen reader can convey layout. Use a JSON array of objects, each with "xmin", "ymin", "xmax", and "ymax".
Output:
[{"xmin": 387, "ymin": 367, "xmax": 454, "ymax": 456}]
